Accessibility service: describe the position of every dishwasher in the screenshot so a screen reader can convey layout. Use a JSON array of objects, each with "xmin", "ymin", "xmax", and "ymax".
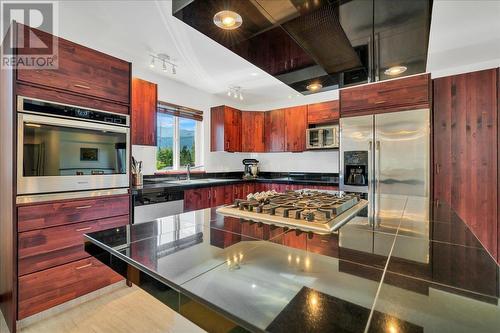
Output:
[{"xmin": 133, "ymin": 189, "xmax": 184, "ymax": 224}]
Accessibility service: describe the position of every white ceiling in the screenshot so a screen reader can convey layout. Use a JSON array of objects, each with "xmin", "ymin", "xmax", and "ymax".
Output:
[
  {"xmin": 57, "ymin": 0, "xmax": 300, "ymax": 106},
  {"xmin": 57, "ymin": 0, "xmax": 500, "ymax": 108}
]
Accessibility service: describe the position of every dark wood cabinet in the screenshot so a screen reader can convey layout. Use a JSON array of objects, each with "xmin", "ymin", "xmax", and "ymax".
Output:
[
  {"xmin": 15, "ymin": 24, "xmax": 130, "ymax": 105},
  {"xmin": 241, "ymin": 111, "xmax": 265, "ymax": 152},
  {"xmin": 132, "ymin": 78, "xmax": 157, "ymax": 146},
  {"xmin": 184, "ymin": 188, "xmax": 210, "ymax": 211},
  {"xmin": 284, "ymin": 106, "xmax": 307, "ymax": 152},
  {"xmin": 18, "ymin": 215, "xmax": 129, "ymax": 276},
  {"xmin": 307, "ymin": 100, "xmax": 339, "ymax": 124},
  {"xmin": 433, "ymin": 68, "xmax": 498, "ymax": 260},
  {"xmin": 18, "ymin": 257, "xmax": 123, "ymax": 319},
  {"xmin": 265, "ymin": 109, "xmax": 286, "ymax": 152},
  {"xmin": 210, "ymin": 106, "xmax": 241, "ymax": 152},
  {"xmin": 340, "ymin": 73, "xmax": 431, "ymax": 117},
  {"xmin": 18, "ymin": 195, "xmax": 130, "ymax": 232}
]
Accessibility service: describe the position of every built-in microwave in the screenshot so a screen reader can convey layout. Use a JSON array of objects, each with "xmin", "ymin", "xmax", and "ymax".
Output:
[
  {"xmin": 306, "ymin": 125, "xmax": 339, "ymax": 149},
  {"xmin": 17, "ymin": 96, "xmax": 130, "ymax": 195}
]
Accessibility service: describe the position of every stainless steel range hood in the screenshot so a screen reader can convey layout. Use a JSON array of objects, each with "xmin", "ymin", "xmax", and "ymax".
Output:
[{"xmin": 172, "ymin": 0, "xmax": 431, "ymax": 94}]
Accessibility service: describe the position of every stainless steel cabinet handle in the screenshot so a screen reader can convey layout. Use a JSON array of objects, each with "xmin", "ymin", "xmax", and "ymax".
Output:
[
  {"xmin": 75, "ymin": 263, "xmax": 92, "ymax": 270},
  {"xmin": 76, "ymin": 226, "xmax": 92, "ymax": 232},
  {"xmin": 74, "ymin": 84, "xmax": 91, "ymax": 90},
  {"xmin": 75, "ymin": 205, "xmax": 92, "ymax": 210}
]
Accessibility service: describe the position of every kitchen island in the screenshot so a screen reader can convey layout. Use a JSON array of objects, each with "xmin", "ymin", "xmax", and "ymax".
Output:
[{"xmin": 84, "ymin": 201, "xmax": 500, "ymax": 333}]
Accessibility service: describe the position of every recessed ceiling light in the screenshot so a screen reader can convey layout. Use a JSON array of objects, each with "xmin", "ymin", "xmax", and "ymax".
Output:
[
  {"xmin": 384, "ymin": 65, "xmax": 407, "ymax": 76},
  {"xmin": 306, "ymin": 82, "xmax": 323, "ymax": 92},
  {"xmin": 214, "ymin": 10, "xmax": 242, "ymax": 30},
  {"xmin": 250, "ymin": 72, "xmax": 258, "ymax": 76}
]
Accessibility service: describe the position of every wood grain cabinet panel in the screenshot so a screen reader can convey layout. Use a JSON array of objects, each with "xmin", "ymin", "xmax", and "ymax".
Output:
[
  {"xmin": 18, "ymin": 195, "xmax": 130, "ymax": 232},
  {"xmin": 183, "ymin": 188, "xmax": 210, "ymax": 211},
  {"xmin": 264, "ymin": 109, "xmax": 285, "ymax": 152},
  {"xmin": 132, "ymin": 78, "xmax": 157, "ymax": 145},
  {"xmin": 307, "ymin": 100, "xmax": 339, "ymax": 124},
  {"xmin": 284, "ymin": 106, "xmax": 307, "ymax": 152},
  {"xmin": 340, "ymin": 74, "xmax": 430, "ymax": 117},
  {"xmin": 18, "ymin": 215, "xmax": 129, "ymax": 276},
  {"xmin": 241, "ymin": 111, "xmax": 265, "ymax": 152},
  {"xmin": 18, "ymin": 257, "xmax": 123, "ymax": 319},
  {"xmin": 433, "ymin": 68, "xmax": 498, "ymax": 260},
  {"xmin": 15, "ymin": 24, "xmax": 130, "ymax": 105},
  {"xmin": 210, "ymin": 106, "xmax": 241, "ymax": 152}
]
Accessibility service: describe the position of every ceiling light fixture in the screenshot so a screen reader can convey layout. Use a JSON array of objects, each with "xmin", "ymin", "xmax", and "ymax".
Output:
[
  {"xmin": 227, "ymin": 86, "xmax": 244, "ymax": 101},
  {"xmin": 306, "ymin": 82, "xmax": 323, "ymax": 92},
  {"xmin": 384, "ymin": 65, "xmax": 407, "ymax": 76},
  {"xmin": 149, "ymin": 53, "xmax": 177, "ymax": 75},
  {"xmin": 213, "ymin": 10, "xmax": 243, "ymax": 30}
]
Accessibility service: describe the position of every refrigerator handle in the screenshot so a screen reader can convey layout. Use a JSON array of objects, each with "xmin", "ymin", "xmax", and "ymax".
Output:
[{"xmin": 368, "ymin": 140, "xmax": 373, "ymax": 228}]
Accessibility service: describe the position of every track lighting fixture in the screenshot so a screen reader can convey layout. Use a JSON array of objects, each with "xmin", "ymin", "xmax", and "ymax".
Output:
[
  {"xmin": 149, "ymin": 54, "xmax": 177, "ymax": 75},
  {"xmin": 227, "ymin": 86, "xmax": 244, "ymax": 101}
]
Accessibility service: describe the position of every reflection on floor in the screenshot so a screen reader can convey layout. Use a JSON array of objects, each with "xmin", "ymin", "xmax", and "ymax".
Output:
[{"xmin": 12, "ymin": 285, "xmax": 205, "ymax": 333}]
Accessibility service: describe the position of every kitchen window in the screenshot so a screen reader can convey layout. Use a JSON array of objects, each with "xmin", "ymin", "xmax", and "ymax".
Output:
[{"xmin": 156, "ymin": 102, "xmax": 202, "ymax": 171}]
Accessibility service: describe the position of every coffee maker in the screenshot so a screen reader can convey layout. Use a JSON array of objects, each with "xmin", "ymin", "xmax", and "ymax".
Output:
[{"xmin": 242, "ymin": 159, "xmax": 259, "ymax": 179}]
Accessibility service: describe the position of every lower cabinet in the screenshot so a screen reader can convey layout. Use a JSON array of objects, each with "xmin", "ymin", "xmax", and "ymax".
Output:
[
  {"xmin": 18, "ymin": 257, "xmax": 123, "ymax": 319},
  {"xmin": 16, "ymin": 194, "xmax": 130, "ymax": 320},
  {"xmin": 184, "ymin": 183, "xmax": 340, "ymax": 211}
]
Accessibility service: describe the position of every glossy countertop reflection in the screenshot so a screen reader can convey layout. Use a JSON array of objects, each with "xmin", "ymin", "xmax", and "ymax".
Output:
[{"xmin": 85, "ymin": 202, "xmax": 500, "ymax": 333}]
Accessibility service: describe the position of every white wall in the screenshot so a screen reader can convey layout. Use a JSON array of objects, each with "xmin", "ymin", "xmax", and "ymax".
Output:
[{"xmin": 250, "ymin": 151, "xmax": 339, "ymax": 173}]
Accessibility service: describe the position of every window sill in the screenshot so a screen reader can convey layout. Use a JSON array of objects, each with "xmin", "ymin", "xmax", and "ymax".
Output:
[{"xmin": 154, "ymin": 170, "xmax": 206, "ymax": 175}]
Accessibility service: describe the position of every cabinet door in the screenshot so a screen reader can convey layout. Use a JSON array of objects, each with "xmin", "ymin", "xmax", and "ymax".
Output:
[
  {"xmin": 210, "ymin": 106, "xmax": 241, "ymax": 152},
  {"xmin": 16, "ymin": 24, "xmax": 130, "ymax": 104},
  {"xmin": 340, "ymin": 74, "xmax": 430, "ymax": 117},
  {"xmin": 285, "ymin": 106, "xmax": 307, "ymax": 152},
  {"xmin": 224, "ymin": 107, "xmax": 242, "ymax": 152},
  {"xmin": 184, "ymin": 188, "xmax": 210, "ymax": 211},
  {"xmin": 233, "ymin": 184, "xmax": 246, "ymax": 200},
  {"xmin": 132, "ymin": 78, "xmax": 157, "ymax": 146},
  {"xmin": 241, "ymin": 111, "xmax": 265, "ymax": 152},
  {"xmin": 433, "ymin": 69, "xmax": 498, "ymax": 259},
  {"xmin": 265, "ymin": 109, "xmax": 285, "ymax": 152},
  {"xmin": 210, "ymin": 186, "xmax": 226, "ymax": 207},
  {"xmin": 223, "ymin": 185, "xmax": 235, "ymax": 204},
  {"xmin": 307, "ymin": 101, "xmax": 339, "ymax": 124}
]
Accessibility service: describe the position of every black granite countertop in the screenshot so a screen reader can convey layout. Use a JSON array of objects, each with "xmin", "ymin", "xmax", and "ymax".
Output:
[
  {"xmin": 132, "ymin": 172, "xmax": 339, "ymax": 194},
  {"xmin": 85, "ymin": 199, "xmax": 500, "ymax": 333}
]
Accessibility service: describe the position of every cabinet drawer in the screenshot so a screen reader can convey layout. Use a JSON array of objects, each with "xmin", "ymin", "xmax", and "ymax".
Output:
[
  {"xmin": 18, "ymin": 257, "xmax": 123, "ymax": 319},
  {"xmin": 16, "ymin": 24, "xmax": 130, "ymax": 104},
  {"xmin": 18, "ymin": 215, "xmax": 129, "ymax": 276},
  {"xmin": 18, "ymin": 195, "xmax": 130, "ymax": 232}
]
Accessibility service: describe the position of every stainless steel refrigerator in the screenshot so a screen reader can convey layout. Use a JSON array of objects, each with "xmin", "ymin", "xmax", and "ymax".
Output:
[{"xmin": 339, "ymin": 109, "xmax": 430, "ymax": 263}]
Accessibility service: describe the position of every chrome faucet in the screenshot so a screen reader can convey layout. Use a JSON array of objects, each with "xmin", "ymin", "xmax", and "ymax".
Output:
[{"xmin": 186, "ymin": 165, "xmax": 204, "ymax": 180}]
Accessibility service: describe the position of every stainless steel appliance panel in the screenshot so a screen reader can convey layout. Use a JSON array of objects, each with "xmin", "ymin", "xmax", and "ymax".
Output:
[
  {"xmin": 374, "ymin": 109, "xmax": 430, "ymax": 230},
  {"xmin": 17, "ymin": 113, "xmax": 130, "ymax": 194}
]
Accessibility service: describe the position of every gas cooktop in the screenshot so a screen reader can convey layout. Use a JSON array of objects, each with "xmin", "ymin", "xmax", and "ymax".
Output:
[{"xmin": 216, "ymin": 190, "xmax": 368, "ymax": 234}]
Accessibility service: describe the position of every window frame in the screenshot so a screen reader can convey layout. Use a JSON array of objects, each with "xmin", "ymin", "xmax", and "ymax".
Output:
[{"xmin": 156, "ymin": 112, "xmax": 202, "ymax": 172}]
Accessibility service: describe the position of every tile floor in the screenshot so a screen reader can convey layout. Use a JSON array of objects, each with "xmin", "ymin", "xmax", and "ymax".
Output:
[{"xmin": 0, "ymin": 286, "xmax": 205, "ymax": 333}]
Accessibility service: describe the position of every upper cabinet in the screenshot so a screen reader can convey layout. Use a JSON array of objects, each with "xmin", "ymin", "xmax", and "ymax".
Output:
[
  {"xmin": 131, "ymin": 78, "xmax": 157, "ymax": 146},
  {"xmin": 15, "ymin": 24, "xmax": 131, "ymax": 105},
  {"xmin": 241, "ymin": 111, "xmax": 265, "ymax": 152},
  {"xmin": 307, "ymin": 101, "xmax": 340, "ymax": 125},
  {"xmin": 340, "ymin": 73, "xmax": 431, "ymax": 117},
  {"xmin": 211, "ymin": 106, "xmax": 241, "ymax": 152},
  {"xmin": 284, "ymin": 106, "xmax": 307, "ymax": 152},
  {"xmin": 264, "ymin": 109, "xmax": 286, "ymax": 152}
]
